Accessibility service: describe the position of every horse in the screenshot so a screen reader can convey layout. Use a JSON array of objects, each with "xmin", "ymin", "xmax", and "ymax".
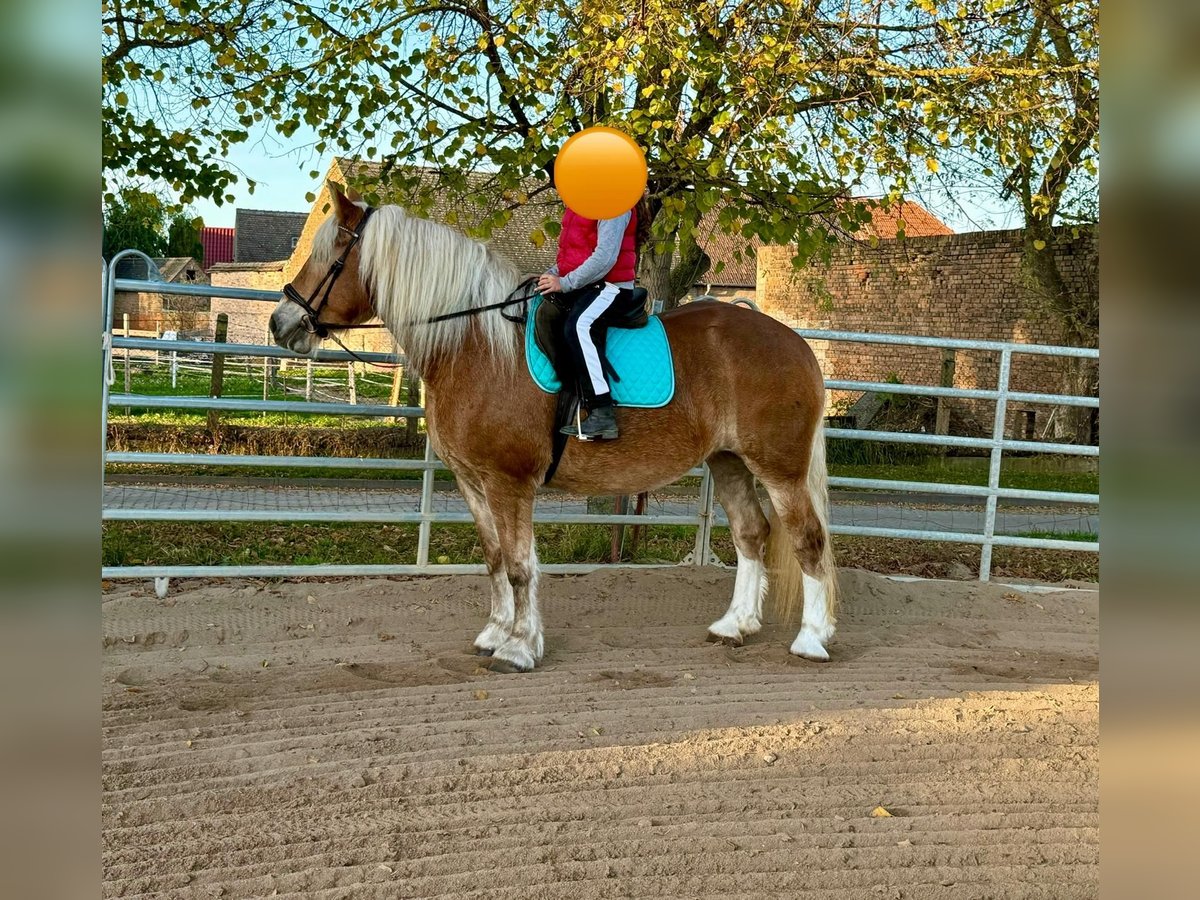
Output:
[{"xmin": 269, "ymin": 185, "xmax": 838, "ymax": 673}]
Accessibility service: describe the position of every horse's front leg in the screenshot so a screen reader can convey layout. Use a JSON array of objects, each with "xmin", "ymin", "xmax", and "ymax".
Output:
[
  {"xmin": 482, "ymin": 478, "xmax": 541, "ymax": 673},
  {"xmin": 458, "ymin": 477, "xmax": 513, "ymax": 655}
]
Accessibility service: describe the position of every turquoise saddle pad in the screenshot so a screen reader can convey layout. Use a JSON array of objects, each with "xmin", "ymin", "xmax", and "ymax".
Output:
[{"xmin": 524, "ymin": 295, "xmax": 675, "ymax": 409}]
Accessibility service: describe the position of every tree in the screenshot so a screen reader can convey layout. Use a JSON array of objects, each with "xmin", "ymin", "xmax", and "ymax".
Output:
[
  {"xmin": 103, "ymin": 189, "xmax": 206, "ymax": 263},
  {"xmin": 166, "ymin": 212, "xmax": 205, "ymax": 259},
  {"xmin": 105, "ymin": 2, "xmax": 1098, "ymax": 313},
  {"xmin": 890, "ymin": 0, "xmax": 1098, "ymax": 343},
  {"xmin": 102, "ymin": 189, "xmax": 168, "ymax": 260}
]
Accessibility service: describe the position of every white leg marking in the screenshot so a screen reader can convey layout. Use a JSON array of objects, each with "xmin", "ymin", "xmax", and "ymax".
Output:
[
  {"xmin": 790, "ymin": 572, "xmax": 833, "ymax": 660},
  {"xmin": 709, "ymin": 550, "xmax": 765, "ymax": 641},
  {"xmin": 494, "ymin": 538, "xmax": 543, "ymax": 670},
  {"xmin": 474, "ymin": 572, "xmax": 514, "ymax": 652}
]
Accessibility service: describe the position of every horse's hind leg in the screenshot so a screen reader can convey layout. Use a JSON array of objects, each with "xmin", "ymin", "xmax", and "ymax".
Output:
[
  {"xmin": 705, "ymin": 452, "xmax": 770, "ymax": 646},
  {"xmin": 760, "ymin": 475, "xmax": 838, "ymax": 661},
  {"xmin": 482, "ymin": 477, "xmax": 542, "ymax": 673},
  {"xmin": 457, "ymin": 478, "xmax": 513, "ymax": 655}
]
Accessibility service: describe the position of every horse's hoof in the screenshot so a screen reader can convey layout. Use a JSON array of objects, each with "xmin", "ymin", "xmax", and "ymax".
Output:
[
  {"xmin": 706, "ymin": 631, "xmax": 744, "ymax": 647},
  {"xmin": 789, "ymin": 629, "xmax": 830, "ymax": 661},
  {"xmin": 486, "ymin": 656, "xmax": 533, "ymax": 675},
  {"xmin": 474, "ymin": 646, "xmax": 495, "ymax": 657}
]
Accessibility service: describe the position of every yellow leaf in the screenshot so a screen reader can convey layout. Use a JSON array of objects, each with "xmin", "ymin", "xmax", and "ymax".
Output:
[
  {"xmin": 925, "ymin": 158, "xmax": 939, "ymax": 173},
  {"xmin": 1033, "ymin": 239, "xmax": 1047, "ymax": 251},
  {"xmin": 530, "ymin": 229, "xmax": 546, "ymax": 249},
  {"xmin": 870, "ymin": 806, "xmax": 894, "ymax": 818},
  {"xmin": 493, "ymin": 35, "xmax": 506, "ymax": 47},
  {"xmin": 473, "ymin": 690, "xmax": 489, "ymax": 700}
]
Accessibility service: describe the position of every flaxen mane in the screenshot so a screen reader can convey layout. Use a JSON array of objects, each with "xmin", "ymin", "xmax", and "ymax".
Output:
[{"xmin": 311, "ymin": 203, "xmax": 523, "ymax": 373}]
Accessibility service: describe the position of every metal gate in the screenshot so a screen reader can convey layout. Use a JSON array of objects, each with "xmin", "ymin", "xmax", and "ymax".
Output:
[{"xmin": 102, "ymin": 251, "xmax": 1099, "ymax": 582}]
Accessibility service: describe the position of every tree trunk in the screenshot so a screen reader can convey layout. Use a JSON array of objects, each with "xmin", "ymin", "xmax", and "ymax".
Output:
[
  {"xmin": 641, "ymin": 243, "xmax": 674, "ymax": 311},
  {"xmin": 1020, "ymin": 223, "xmax": 1098, "ymax": 444},
  {"xmin": 669, "ymin": 232, "xmax": 712, "ymax": 306}
]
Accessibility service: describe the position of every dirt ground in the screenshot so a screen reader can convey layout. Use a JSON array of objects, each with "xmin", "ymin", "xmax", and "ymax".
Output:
[{"xmin": 102, "ymin": 568, "xmax": 1099, "ymax": 899}]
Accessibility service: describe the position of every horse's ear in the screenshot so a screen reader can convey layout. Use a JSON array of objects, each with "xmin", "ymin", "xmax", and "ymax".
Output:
[{"xmin": 327, "ymin": 180, "xmax": 358, "ymax": 224}]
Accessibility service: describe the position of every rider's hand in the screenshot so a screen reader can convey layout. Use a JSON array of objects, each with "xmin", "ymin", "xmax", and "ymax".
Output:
[{"xmin": 537, "ymin": 273, "xmax": 563, "ymax": 294}]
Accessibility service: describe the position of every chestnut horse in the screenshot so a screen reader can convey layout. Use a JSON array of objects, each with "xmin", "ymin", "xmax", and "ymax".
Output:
[{"xmin": 270, "ymin": 187, "xmax": 838, "ymax": 672}]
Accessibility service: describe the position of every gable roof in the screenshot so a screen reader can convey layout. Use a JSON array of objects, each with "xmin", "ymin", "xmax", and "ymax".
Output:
[
  {"xmin": 235, "ymin": 209, "xmax": 309, "ymax": 263},
  {"xmin": 305, "ymin": 159, "xmax": 951, "ymax": 288},
  {"xmin": 113, "ymin": 256, "xmax": 205, "ymax": 283},
  {"xmin": 331, "ymin": 159, "xmax": 559, "ymax": 276},
  {"xmin": 152, "ymin": 257, "xmax": 205, "ymax": 283}
]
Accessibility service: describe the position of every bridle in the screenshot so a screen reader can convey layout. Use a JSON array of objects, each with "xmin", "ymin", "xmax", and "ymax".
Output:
[
  {"xmin": 279, "ymin": 203, "xmax": 540, "ymax": 366},
  {"xmin": 281, "ymin": 206, "xmax": 376, "ymax": 339}
]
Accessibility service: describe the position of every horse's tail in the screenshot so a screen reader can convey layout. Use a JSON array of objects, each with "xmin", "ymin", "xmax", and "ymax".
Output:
[{"xmin": 765, "ymin": 417, "xmax": 838, "ymax": 625}]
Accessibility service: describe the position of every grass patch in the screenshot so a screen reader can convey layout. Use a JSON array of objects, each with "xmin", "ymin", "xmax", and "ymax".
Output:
[
  {"xmin": 109, "ymin": 361, "xmax": 407, "ymax": 428},
  {"xmin": 103, "ymin": 522, "xmax": 1096, "ymax": 583},
  {"xmin": 103, "ymin": 522, "xmax": 710, "ymax": 568},
  {"xmin": 1015, "ymin": 530, "xmax": 1097, "ymax": 542},
  {"xmin": 830, "ymin": 459, "xmax": 1098, "ymax": 495}
]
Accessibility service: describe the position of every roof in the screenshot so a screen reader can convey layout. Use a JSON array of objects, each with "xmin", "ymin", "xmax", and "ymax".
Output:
[
  {"xmin": 201, "ymin": 226, "xmax": 235, "ymax": 268},
  {"xmin": 208, "ymin": 261, "xmax": 286, "ymax": 273},
  {"xmin": 322, "ymin": 160, "xmax": 951, "ymax": 288},
  {"xmin": 234, "ymin": 209, "xmax": 309, "ymax": 263},
  {"xmin": 857, "ymin": 200, "xmax": 955, "ymax": 240},
  {"xmin": 113, "ymin": 256, "xmax": 205, "ymax": 282},
  {"xmin": 152, "ymin": 258, "xmax": 205, "ymax": 283},
  {"xmin": 333, "ymin": 159, "xmax": 559, "ymax": 276}
]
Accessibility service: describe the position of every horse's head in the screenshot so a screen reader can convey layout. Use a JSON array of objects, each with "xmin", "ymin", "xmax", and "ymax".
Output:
[{"xmin": 270, "ymin": 184, "xmax": 377, "ymax": 355}]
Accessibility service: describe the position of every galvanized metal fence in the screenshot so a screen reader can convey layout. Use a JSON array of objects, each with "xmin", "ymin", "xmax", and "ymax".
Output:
[{"xmin": 101, "ymin": 252, "xmax": 1099, "ymax": 582}]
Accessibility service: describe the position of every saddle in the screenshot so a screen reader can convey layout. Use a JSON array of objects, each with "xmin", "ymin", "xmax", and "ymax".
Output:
[{"xmin": 525, "ymin": 285, "xmax": 674, "ymax": 484}]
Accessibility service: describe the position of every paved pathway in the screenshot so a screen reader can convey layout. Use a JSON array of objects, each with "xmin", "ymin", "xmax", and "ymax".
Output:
[{"xmin": 105, "ymin": 482, "xmax": 1099, "ymax": 537}]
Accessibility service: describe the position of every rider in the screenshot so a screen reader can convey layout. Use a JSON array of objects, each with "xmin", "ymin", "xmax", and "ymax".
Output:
[{"xmin": 537, "ymin": 194, "xmax": 650, "ymax": 440}]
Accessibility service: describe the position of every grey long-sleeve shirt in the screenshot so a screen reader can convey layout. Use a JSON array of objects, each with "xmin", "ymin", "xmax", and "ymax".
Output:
[{"xmin": 548, "ymin": 211, "xmax": 634, "ymax": 291}]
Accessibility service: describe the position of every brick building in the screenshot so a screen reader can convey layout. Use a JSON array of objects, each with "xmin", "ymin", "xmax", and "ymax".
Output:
[
  {"xmin": 756, "ymin": 226, "xmax": 1099, "ymax": 437},
  {"xmin": 111, "ymin": 256, "xmax": 210, "ymax": 334},
  {"xmin": 693, "ymin": 199, "xmax": 952, "ymax": 302}
]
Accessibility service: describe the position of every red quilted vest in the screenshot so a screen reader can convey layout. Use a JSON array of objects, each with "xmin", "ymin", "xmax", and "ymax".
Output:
[{"xmin": 556, "ymin": 207, "xmax": 638, "ymax": 283}]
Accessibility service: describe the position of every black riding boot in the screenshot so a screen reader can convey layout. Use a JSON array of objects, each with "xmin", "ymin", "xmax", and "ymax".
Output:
[{"xmin": 560, "ymin": 400, "xmax": 619, "ymax": 440}]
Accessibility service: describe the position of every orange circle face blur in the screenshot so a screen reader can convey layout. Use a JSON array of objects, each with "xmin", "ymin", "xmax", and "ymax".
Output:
[{"xmin": 554, "ymin": 127, "xmax": 648, "ymax": 220}]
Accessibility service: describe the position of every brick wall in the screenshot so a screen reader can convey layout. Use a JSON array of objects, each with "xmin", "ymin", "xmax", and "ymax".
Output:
[
  {"xmin": 113, "ymin": 267, "xmax": 212, "ymax": 334},
  {"xmin": 757, "ymin": 227, "xmax": 1098, "ymax": 438},
  {"xmin": 208, "ymin": 263, "xmax": 286, "ymax": 345}
]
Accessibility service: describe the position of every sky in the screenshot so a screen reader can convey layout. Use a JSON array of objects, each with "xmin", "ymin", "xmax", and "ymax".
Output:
[{"xmin": 188, "ymin": 125, "xmax": 332, "ymax": 227}]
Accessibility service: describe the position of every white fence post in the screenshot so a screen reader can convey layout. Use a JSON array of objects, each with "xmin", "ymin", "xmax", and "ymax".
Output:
[
  {"xmin": 416, "ymin": 430, "xmax": 435, "ymax": 567},
  {"xmin": 979, "ymin": 348, "xmax": 1013, "ymax": 582},
  {"xmin": 305, "ymin": 359, "xmax": 313, "ymax": 401},
  {"xmin": 122, "ymin": 313, "xmax": 131, "ymax": 414}
]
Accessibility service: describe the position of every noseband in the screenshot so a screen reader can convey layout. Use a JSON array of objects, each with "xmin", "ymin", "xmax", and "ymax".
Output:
[{"xmin": 281, "ymin": 206, "xmax": 376, "ymax": 338}]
